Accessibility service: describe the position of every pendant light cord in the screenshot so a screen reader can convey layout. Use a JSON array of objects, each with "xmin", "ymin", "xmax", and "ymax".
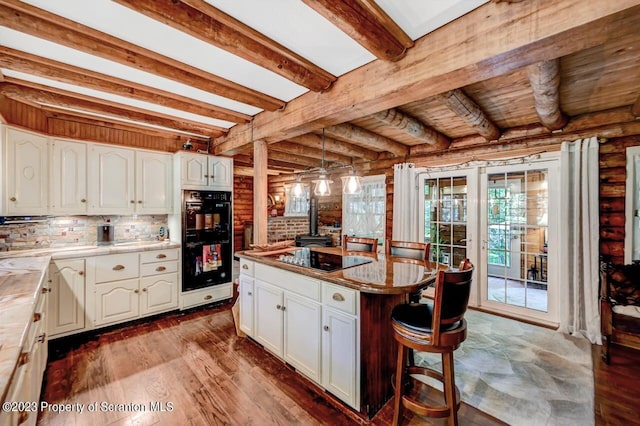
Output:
[{"xmin": 321, "ymin": 128, "xmax": 325, "ymax": 170}]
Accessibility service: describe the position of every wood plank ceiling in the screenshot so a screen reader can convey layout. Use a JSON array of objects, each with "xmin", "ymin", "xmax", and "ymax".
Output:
[{"xmin": 1, "ymin": 0, "xmax": 640, "ymax": 176}]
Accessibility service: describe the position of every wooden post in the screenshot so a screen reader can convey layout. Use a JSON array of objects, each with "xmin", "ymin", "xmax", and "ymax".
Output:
[{"xmin": 253, "ymin": 139, "xmax": 268, "ymax": 246}]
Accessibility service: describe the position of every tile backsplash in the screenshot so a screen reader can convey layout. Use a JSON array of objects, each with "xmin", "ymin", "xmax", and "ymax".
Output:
[{"xmin": 0, "ymin": 215, "xmax": 168, "ymax": 251}]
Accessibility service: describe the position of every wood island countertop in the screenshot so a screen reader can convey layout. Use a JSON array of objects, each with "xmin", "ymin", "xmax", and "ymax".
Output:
[{"xmin": 236, "ymin": 246, "xmax": 445, "ymax": 295}]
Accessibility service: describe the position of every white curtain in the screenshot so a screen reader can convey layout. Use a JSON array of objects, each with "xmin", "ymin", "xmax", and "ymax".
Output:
[
  {"xmin": 342, "ymin": 175, "xmax": 386, "ymax": 244},
  {"xmin": 559, "ymin": 137, "xmax": 601, "ymax": 344},
  {"xmin": 392, "ymin": 163, "xmax": 418, "ymax": 241}
]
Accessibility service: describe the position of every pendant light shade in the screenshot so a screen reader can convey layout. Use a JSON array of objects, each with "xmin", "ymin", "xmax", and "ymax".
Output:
[
  {"xmin": 313, "ymin": 170, "xmax": 333, "ymax": 196},
  {"xmin": 292, "ymin": 176, "xmax": 304, "ymax": 197},
  {"xmin": 341, "ymin": 169, "xmax": 362, "ymax": 195}
]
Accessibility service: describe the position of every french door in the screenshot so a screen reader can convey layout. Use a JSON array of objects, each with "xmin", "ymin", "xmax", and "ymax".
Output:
[{"xmin": 480, "ymin": 160, "xmax": 558, "ymax": 325}]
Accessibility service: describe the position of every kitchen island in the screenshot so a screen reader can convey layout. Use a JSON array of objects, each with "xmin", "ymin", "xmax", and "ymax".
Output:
[{"xmin": 236, "ymin": 247, "xmax": 444, "ymax": 419}]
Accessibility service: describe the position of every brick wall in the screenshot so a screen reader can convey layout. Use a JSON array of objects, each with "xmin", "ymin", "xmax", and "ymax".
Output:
[
  {"xmin": 267, "ymin": 216, "xmax": 308, "ymax": 243},
  {"xmin": 0, "ymin": 215, "xmax": 168, "ymax": 251}
]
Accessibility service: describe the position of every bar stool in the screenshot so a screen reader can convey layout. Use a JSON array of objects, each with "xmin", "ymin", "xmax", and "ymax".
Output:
[
  {"xmin": 343, "ymin": 235, "xmax": 378, "ymax": 252},
  {"xmin": 391, "ymin": 259, "xmax": 473, "ymax": 425}
]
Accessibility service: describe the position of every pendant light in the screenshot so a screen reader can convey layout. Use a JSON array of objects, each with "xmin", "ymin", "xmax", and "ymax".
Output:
[
  {"xmin": 292, "ymin": 175, "xmax": 304, "ymax": 197},
  {"xmin": 313, "ymin": 129, "xmax": 333, "ymax": 196},
  {"xmin": 341, "ymin": 168, "xmax": 362, "ymax": 195}
]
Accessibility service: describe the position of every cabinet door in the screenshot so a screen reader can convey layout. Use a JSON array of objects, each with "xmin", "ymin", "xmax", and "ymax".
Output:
[
  {"xmin": 208, "ymin": 156, "xmax": 233, "ymax": 188},
  {"xmin": 322, "ymin": 307, "xmax": 358, "ymax": 408},
  {"xmin": 239, "ymin": 275, "xmax": 254, "ymax": 336},
  {"xmin": 48, "ymin": 259, "xmax": 86, "ymax": 336},
  {"xmin": 94, "ymin": 279, "xmax": 139, "ymax": 326},
  {"xmin": 136, "ymin": 151, "xmax": 172, "ymax": 214},
  {"xmin": 5, "ymin": 128, "xmax": 48, "ymax": 215},
  {"xmin": 88, "ymin": 145, "xmax": 135, "ymax": 214},
  {"xmin": 284, "ymin": 292, "xmax": 322, "ymax": 384},
  {"xmin": 254, "ymin": 280, "xmax": 284, "ymax": 357},
  {"xmin": 140, "ymin": 274, "xmax": 178, "ymax": 316},
  {"xmin": 180, "ymin": 153, "xmax": 208, "ymax": 188},
  {"xmin": 50, "ymin": 139, "xmax": 87, "ymax": 214}
]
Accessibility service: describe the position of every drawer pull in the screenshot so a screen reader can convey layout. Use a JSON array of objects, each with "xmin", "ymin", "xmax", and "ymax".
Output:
[
  {"xmin": 18, "ymin": 352, "xmax": 30, "ymax": 366},
  {"xmin": 113, "ymin": 264, "xmax": 125, "ymax": 271},
  {"xmin": 242, "ymin": 264, "xmax": 249, "ymax": 269},
  {"xmin": 33, "ymin": 312, "xmax": 42, "ymax": 322},
  {"xmin": 81, "ymin": 198, "xmax": 87, "ymax": 203},
  {"xmin": 332, "ymin": 293, "xmax": 345, "ymax": 302},
  {"xmin": 9, "ymin": 196, "xmax": 16, "ymax": 202},
  {"xmin": 204, "ymin": 295, "xmax": 213, "ymax": 300},
  {"xmin": 156, "ymin": 253, "xmax": 167, "ymax": 259},
  {"xmin": 42, "ymin": 287, "xmax": 51, "ymax": 293},
  {"xmin": 156, "ymin": 266, "xmax": 167, "ymax": 272},
  {"xmin": 142, "ymin": 288, "xmax": 147, "ymax": 292}
]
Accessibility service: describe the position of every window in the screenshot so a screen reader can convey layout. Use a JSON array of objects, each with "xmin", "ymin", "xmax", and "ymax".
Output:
[
  {"xmin": 625, "ymin": 146, "xmax": 640, "ymax": 262},
  {"xmin": 342, "ymin": 175, "xmax": 386, "ymax": 245},
  {"xmin": 284, "ymin": 184, "xmax": 309, "ymax": 217}
]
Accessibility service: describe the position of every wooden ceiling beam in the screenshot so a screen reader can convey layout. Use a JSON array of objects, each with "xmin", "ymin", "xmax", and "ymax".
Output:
[
  {"xmin": 0, "ymin": 47, "xmax": 251, "ymax": 124},
  {"xmin": 300, "ymin": 0, "xmax": 413, "ymax": 61},
  {"xmin": 215, "ymin": 1, "xmax": 637, "ymax": 155},
  {"xmin": 115, "ymin": 0, "xmax": 335, "ymax": 92},
  {"xmin": 235, "ymin": 165, "xmax": 281, "ymax": 176},
  {"xmin": 267, "ymin": 150, "xmax": 324, "ymax": 168},
  {"xmin": 288, "ymin": 133, "xmax": 378, "ymax": 161},
  {"xmin": 324, "ymin": 123, "xmax": 409, "ymax": 157},
  {"xmin": 269, "ymin": 141, "xmax": 353, "ymax": 165},
  {"xmin": 527, "ymin": 59, "xmax": 568, "ymax": 130},
  {"xmin": 0, "ymin": 0, "xmax": 283, "ymax": 111},
  {"xmin": 0, "ymin": 81, "xmax": 225, "ymax": 137},
  {"xmin": 370, "ymin": 108, "xmax": 450, "ymax": 150},
  {"xmin": 437, "ymin": 89, "xmax": 500, "ymax": 141}
]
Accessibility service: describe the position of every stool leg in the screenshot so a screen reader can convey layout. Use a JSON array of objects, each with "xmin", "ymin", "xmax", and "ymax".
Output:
[
  {"xmin": 393, "ymin": 343, "xmax": 408, "ymax": 425},
  {"xmin": 442, "ymin": 351, "xmax": 458, "ymax": 426}
]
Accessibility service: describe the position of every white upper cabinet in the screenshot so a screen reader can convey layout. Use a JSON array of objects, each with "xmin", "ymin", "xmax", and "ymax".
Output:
[
  {"xmin": 88, "ymin": 144, "xmax": 136, "ymax": 214},
  {"xmin": 178, "ymin": 152, "xmax": 233, "ymax": 190},
  {"xmin": 50, "ymin": 138, "xmax": 87, "ymax": 214},
  {"xmin": 136, "ymin": 151, "xmax": 172, "ymax": 214},
  {"xmin": 4, "ymin": 127, "xmax": 49, "ymax": 215}
]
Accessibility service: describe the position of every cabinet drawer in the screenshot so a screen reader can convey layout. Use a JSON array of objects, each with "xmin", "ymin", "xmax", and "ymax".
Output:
[
  {"xmin": 140, "ymin": 249, "xmax": 179, "ymax": 263},
  {"xmin": 240, "ymin": 259, "xmax": 254, "ymax": 277},
  {"xmin": 322, "ymin": 282, "xmax": 357, "ymax": 315},
  {"xmin": 255, "ymin": 263, "xmax": 320, "ymax": 301},
  {"xmin": 182, "ymin": 284, "xmax": 232, "ymax": 309},
  {"xmin": 141, "ymin": 261, "xmax": 178, "ymax": 277},
  {"xmin": 95, "ymin": 254, "xmax": 139, "ymax": 283}
]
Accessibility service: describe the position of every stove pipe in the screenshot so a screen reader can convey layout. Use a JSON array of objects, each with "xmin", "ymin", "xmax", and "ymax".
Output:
[{"xmin": 309, "ymin": 196, "xmax": 319, "ymax": 236}]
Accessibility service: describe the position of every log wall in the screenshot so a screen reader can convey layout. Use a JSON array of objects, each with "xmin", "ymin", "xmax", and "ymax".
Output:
[{"xmin": 234, "ymin": 174, "xmax": 254, "ymax": 251}]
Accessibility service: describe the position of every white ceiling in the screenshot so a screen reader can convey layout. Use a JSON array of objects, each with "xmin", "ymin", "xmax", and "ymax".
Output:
[{"xmin": 1, "ymin": 0, "xmax": 489, "ymax": 134}]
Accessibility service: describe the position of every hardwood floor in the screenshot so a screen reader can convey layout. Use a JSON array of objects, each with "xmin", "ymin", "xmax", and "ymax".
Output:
[{"xmin": 38, "ymin": 304, "xmax": 639, "ymax": 425}]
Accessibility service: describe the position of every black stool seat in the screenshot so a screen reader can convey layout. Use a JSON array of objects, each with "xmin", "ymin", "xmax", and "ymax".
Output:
[{"xmin": 391, "ymin": 303, "xmax": 462, "ymax": 334}]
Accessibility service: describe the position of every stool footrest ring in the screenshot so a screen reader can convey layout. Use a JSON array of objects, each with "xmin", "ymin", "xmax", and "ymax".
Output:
[{"xmin": 402, "ymin": 366, "xmax": 461, "ymax": 418}]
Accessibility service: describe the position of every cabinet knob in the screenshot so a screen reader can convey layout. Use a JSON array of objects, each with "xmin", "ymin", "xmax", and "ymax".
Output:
[
  {"xmin": 247, "ymin": 291, "xmax": 252, "ymax": 296},
  {"xmin": 276, "ymin": 304, "xmax": 282, "ymax": 310},
  {"xmin": 130, "ymin": 200, "xmax": 135, "ymax": 204},
  {"xmin": 323, "ymin": 325, "xmax": 329, "ymax": 332},
  {"xmin": 332, "ymin": 293, "xmax": 345, "ymax": 302},
  {"xmin": 113, "ymin": 265, "xmax": 125, "ymax": 271},
  {"xmin": 81, "ymin": 198, "xmax": 87, "ymax": 203},
  {"xmin": 9, "ymin": 196, "xmax": 16, "ymax": 202},
  {"xmin": 134, "ymin": 289, "xmax": 139, "ymax": 294},
  {"xmin": 242, "ymin": 264, "xmax": 249, "ymax": 270},
  {"xmin": 142, "ymin": 288, "xmax": 147, "ymax": 292},
  {"xmin": 42, "ymin": 287, "xmax": 51, "ymax": 293},
  {"xmin": 156, "ymin": 254, "xmax": 167, "ymax": 259},
  {"xmin": 156, "ymin": 266, "xmax": 166, "ymax": 272},
  {"xmin": 204, "ymin": 174, "xmax": 209, "ymax": 178},
  {"xmin": 281, "ymin": 306, "xmax": 286, "ymax": 311},
  {"xmin": 79, "ymin": 271, "xmax": 84, "ymax": 276},
  {"xmin": 138, "ymin": 200, "xmax": 143, "ymax": 204},
  {"xmin": 33, "ymin": 312, "xmax": 42, "ymax": 322}
]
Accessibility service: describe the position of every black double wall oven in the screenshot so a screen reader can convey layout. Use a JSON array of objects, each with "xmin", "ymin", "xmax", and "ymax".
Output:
[{"xmin": 182, "ymin": 190, "xmax": 232, "ymax": 292}]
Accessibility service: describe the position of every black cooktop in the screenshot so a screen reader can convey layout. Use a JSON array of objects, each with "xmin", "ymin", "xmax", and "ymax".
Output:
[{"xmin": 278, "ymin": 248, "xmax": 372, "ymax": 272}]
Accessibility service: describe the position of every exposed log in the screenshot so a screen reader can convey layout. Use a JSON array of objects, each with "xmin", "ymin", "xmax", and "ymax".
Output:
[
  {"xmin": 437, "ymin": 89, "xmax": 500, "ymax": 141},
  {"xmin": 235, "ymin": 165, "xmax": 281, "ymax": 176},
  {"xmin": 253, "ymin": 140, "xmax": 268, "ymax": 245},
  {"xmin": 269, "ymin": 141, "xmax": 353, "ymax": 165},
  {"xmin": 527, "ymin": 59, "xmax": 568, "ymax": 130},
  {"xmin": 600, "ymin": 167, "xmax": 627, "ymax": 184},
  {"xmin": 0, "ymin": 69, "xmax": 4, "ymax": 82},
  {"xmin": 268, "ymin": 150, "xmax": 324, "ymax": 168},
  {"xmin": 0, "ymin": 81, "xmax": 225, "ymax": 137},
  {"xmin": 289, "ymin": 133, "xmax": 379, "ymax": 161},
  {"xmin": 116, "ymin": 0, "xmax": 335, "ymax": 92},
  {"xmin": 215, "ymin": 1, "xmax": 639, "ymax": 156},
  {"xmin": 370, "ymin": 108, "xmax": 450, "ymax": 150},
  {"xmin": 0, "ymin": 0, "xmax": 283, "ymax": 111},
  {"xmin": 0, "ymin": 47, "xmax": 251, "ymax": 124},
  {"xmin": 300, "ymin": 0, "xmax": 413, "ymax": 61},
  {"xmin": 325, "ymin": 123, "xmax": 409, "ymax": 157},
  {"xmin": 633, "ymin": 94, "xmax": 640, "ymax": 117}
]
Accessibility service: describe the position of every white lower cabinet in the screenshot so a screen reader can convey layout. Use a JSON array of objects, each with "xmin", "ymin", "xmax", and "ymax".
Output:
[
  {"xmin": 241, "ymin": 260, "xmax": 359, "ymax": 408},
  {"xmin": 48, "ymin": 259, "xmax": 86, "ymax": 337},
  {"xmin": 95, "ymin": 278, "xmax": 140, "ymax": 326},
  {"xmin": 140, "ymin": 274, "xmax": 178, "ymax": 315}
]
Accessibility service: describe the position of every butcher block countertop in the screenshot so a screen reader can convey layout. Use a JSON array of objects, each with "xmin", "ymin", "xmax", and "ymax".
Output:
[
  {"xmin": 0, "ymin": 256, "xmax": 50, "ymax": 404},
  {"xmin": 236, "ymin": 246, "xmax": 445, "ymax": 295}
]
